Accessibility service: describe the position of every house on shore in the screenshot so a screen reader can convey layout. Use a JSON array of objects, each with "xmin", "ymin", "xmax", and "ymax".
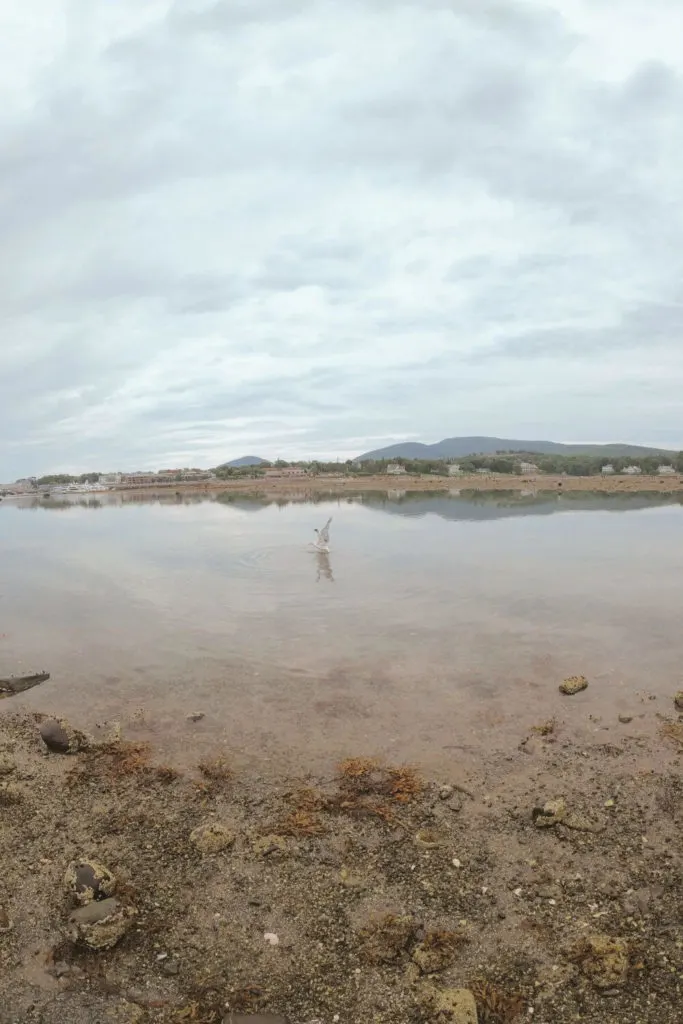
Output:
[
  {"xmin": 263, "ymin": 467, "xmax": 308, "ymax": 479},
  {"xmin": 386, "ymin": 463, "xmax": 407, "ymax": 476},
  {"xmin": 658, "ymin": 465, "xmax": 677, "ymax": 475}
]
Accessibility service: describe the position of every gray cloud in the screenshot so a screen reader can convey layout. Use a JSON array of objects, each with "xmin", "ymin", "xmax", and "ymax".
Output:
[{"xmin": 1, "ymin": 0, "xmax": 682, "ymax": 479}]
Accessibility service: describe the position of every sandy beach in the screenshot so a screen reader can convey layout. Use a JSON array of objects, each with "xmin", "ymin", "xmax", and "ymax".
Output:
[{"xmin": 1, "ymin": 688, "xmax": 681, "ymax": 1024}]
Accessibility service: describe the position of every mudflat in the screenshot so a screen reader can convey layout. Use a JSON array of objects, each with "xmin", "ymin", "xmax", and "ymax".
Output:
[{"xmin": 1, "ymin": 696, "xmax": 681, "ymax": 1024}]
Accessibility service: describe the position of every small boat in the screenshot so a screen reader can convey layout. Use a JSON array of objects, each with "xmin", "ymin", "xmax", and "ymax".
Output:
[{"xmin": 0, "ymin": 672, "xmax": 51, "ymax": 699}]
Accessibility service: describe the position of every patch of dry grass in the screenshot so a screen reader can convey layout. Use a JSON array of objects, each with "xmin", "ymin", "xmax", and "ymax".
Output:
[
  {"xmin": 471, "ymin": 980, "xmax": 526, "ymax": 1023},
  {"xmin": 276, "ymin": 809, "xmax": 327, "ymax": 836},
  {"xmin": 385, "ymin": 765, "xmax": 424, "ymax": 802},
  {"xmin": 193, "ymin": 756, "xmax": 233, "ymax": 796},
  {"xmin": 67, "ymin": 740, "xmax": 179, "ymax": 787}
]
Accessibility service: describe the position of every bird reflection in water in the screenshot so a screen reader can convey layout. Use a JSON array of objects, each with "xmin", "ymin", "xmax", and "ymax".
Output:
[{"xmin": 315, "ymin": 549, "xmax": 334, "ymax": 583}]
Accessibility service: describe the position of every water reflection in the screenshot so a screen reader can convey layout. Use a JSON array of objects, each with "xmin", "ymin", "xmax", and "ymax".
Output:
[
  {"xmin": 314, "ymin": 549, "xmax": 334, "ymax": 584},
  {"xmin": 6, "ymin": 487, "xmax": 683, "ymax": 522}
]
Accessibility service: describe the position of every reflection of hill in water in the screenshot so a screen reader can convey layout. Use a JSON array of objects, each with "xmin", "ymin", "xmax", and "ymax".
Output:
[
  {"xmin": 359, "ymin": 490, "xmax": 683, "ymax": 521},
  {"xmin": 216, "ymin": 488, "xmax": 683, "ymax": 521}
]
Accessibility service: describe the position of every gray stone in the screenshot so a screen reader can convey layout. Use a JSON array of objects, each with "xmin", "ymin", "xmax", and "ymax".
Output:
[
  {"xmin": 69, "ymin": 897, "xmax": 136, "ymax": 950},
  {"xmin": 39, "ymin": 718, "xmax": 85, "ymax": 754},
  {"xmin": 65, "ymin": 859, "xmax": 117, "ymax": 905},
  {"xmin": 674, "ymin": 691, "xmax": 683, "ymax": 711},
  {"xmin": 0, "ymin": 907, "xmax": 12, "ymax": 932}
]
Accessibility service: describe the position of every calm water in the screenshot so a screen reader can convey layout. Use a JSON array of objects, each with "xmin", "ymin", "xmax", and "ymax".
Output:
[{"xmin": 1, "ymin": 489, "xmax": 682, "ymax": 771}]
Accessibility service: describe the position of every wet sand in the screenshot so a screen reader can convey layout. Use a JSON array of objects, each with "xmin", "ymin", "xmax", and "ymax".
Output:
[{"xmin": 0, "ymin": 697, "xmax": 681, "ymax": 1024}]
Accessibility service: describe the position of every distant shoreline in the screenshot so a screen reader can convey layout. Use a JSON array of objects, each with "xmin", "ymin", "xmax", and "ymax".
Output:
[
  {"xmin": 99, "ymin": 472, "xmax": 683, "ymax": 496},
  {"xmin": 3, "ymin": 473, "xmax": 682, "ymax": 502}
]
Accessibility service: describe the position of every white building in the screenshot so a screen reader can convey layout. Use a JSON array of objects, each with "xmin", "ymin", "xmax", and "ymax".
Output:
[
  {"xmin": 101, "ymin": 473, "xmax": 122, "ymax": 487},
  {"xmin": 386, "ymin": 463, "xmax": 407, "ymax": 475},
  {"xmin": 658, "ymin": 465, "xmax": 677, "ymax": 475},
  {"xmin": 519, "ymin": 461, "xmax": 539, "ymax": 474},
  {"xmin": 622, "ymin": 466, "xmax": 642, "ymax": 475},
  {"xmin": 601, "ymin": 464, "xmax": 615, "ymax": 475},
  {"xmin": 448, "ymin": 464, "xmax": 462, "ymax": 476}
]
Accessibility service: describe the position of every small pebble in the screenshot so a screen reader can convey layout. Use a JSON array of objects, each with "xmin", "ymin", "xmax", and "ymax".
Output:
[{"xmin": 264, "ymin": 932, "xmax": 279, "ymax": 946}]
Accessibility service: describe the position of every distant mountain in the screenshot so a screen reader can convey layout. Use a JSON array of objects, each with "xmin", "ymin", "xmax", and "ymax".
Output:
[
  {"xmin": 218, "ymin": 455, "xmax": 268, "ymax": 468},
  {"xmin": 356, "ymin": 436, "xmax": 674, "ymax": 461}
]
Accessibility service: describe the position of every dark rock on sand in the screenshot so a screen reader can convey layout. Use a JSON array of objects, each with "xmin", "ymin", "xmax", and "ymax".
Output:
[
  {"xmin": 68, "ymin": 897, "xmax": 136, "ymax": 950},
  {"xmin": 0, "ymin": 907, "xmax": 13, "ymax": 932},
  {"xmin": 39, "ymin": 718, "xmax": 86, "ymax": 755},
  {"xmin": 674, "ymin": 691, "xmax": 683, "ymax": 711},
  {"xmin": 65, "ymin": 859, "xmax": 117, "ymax": 905}
]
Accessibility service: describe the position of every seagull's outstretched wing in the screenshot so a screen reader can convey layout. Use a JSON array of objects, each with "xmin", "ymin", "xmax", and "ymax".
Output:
[{"xmin": 319, "ymin": 517, "xmax": 332, "ymax": 544}]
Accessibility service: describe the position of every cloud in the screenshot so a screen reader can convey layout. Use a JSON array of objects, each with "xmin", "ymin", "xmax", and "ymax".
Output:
[{"xmin": 1, "ymin": 0, "xmax": 682, "ymax": 478}]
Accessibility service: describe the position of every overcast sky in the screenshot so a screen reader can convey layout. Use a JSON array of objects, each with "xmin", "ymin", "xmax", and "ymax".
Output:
[{"xmin": 1, "ymin": 0, "xmax": 682, "ymax": 478}]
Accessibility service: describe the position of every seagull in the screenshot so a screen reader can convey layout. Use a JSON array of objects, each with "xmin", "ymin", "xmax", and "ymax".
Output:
[{"xmin": 313, "ymin": 516, "xmax": 332, "ymax": 552}]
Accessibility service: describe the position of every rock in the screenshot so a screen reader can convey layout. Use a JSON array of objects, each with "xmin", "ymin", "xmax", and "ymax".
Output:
[
  {"xmin": 0, "ymin": 756, "xmax": 15, "ymax": 776},
  {"xmin": 223, "ymin": 1016, "xmax": 290, "ymax": 1024},
  {"xmin": 433, "ymin": 988, "xmax": 478, "ymax": 1023},
  {"xmin": 65, "ymin": 859, "xmax": 117, "ymax": 905},
  {"xmin": 39, "ymin": 718, "xmax": 86, "ymax": 755},
  {"xmin": 674, "ymin": 691, "xmax": 683, "ymax": 711},
  {"xmin": 0, "ymin": 907, "xmax": 13, "ymax": 932},
  {"xmin": 532, "ymin": 797, "xmax": 567, "ymax": 828},
  {"xmin": 439, "ymin": 785, "xmax": 454, "ymax": 800},
  {"xmin": 68, "ymin": 898, "xmax": 136, "ymax": 950},
  {"xmin": 571, "ymin": 933, "xmax": 629, "ymax": 990},
  {"xmin": 563, "ymin": 811, "xmax": 604, "ymax": 833},
  {"xmin": 559, "ymin": 675, "xmax": 588, "ymax": 695},
  {"xmin": 618, "ymin": 714, "xmax": 633, "ymax": 724},
  {"xmin": 187, "ymin": 712, "xmax": 205, "ymax": 722},
  {"xmin": 190, "ymin": 822, "xmax": 236, "ymax": 855}
]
